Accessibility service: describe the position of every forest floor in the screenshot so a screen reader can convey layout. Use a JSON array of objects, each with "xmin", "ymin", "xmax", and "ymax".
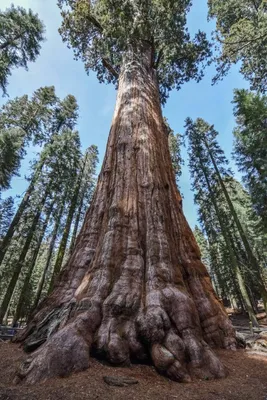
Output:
[
  {"xmin": 0, "ymin": 342, "xmax": 267, "ymax": 400},
  {"xmin": 0, "ymin": 310, "xmax": 266, "ymax": 400}
]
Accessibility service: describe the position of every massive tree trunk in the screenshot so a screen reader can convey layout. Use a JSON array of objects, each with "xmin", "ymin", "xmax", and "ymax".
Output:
[{"xmin": 16, "ymin": 45, "xmax": 235, "ymax": 385}]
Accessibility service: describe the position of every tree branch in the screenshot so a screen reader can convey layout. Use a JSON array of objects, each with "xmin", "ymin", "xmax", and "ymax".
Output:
[
  {"xmin": 154, "ymin": 48, "xmax": 163, "ymax": 69},
  {"xmin": 0, "ymin": 31, "xmax": 25, "ymax": 50},
  {"xmin": 218, "ymin": 32, "xmax": 267, "ymax": 47},
  {"xmin": 88, "ymin": 15, "xmax": 103, "ymax": 33},
  {"xmin": 102, "ymin": 58, "xmax": 119, "ymax": 79}
]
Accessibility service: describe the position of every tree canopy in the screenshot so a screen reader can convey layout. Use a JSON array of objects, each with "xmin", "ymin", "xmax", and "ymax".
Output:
[
  {"xmin": 208, "ymin": 0, "xmax": 267, "ymax": 92},
  {"xmin": 58, "ymin": 0, "xmax": 211, "ymax": 103},
  {"xmin": 0, "ymin": 128, "xmax": 24, "ymax": 190},
  {"xmin": 0, "ymin": 5, "xmax": 45, "ymax": 95}
]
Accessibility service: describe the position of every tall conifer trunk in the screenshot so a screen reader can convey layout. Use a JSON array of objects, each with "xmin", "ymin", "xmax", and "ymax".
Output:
[
  {"xmin": 0, "ymin": 185, "xmax": 50, "ymax": 323},
  {"xmin": 12, "ymin": 202, "xmax": 54, "ymax": 326},
  {"xmin": 204, "ymin": 140, "xmax": 267, "ymax": 312},
  {"xmin": 16, "ymin": 46, "xmax": 235, "ymax": 384},
  {"xmin": 31, "ymin": 202, "xmax": 65, "ymax": 313}
]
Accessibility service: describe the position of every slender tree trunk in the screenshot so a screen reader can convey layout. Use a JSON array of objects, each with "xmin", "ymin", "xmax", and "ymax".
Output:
[
  {"xmin": 69, "ymin": 205, "xmax": 82, "ymax": 255},
  {"xmin": 0, "ymin": 187, "xmax": 50, "ymax": 323},
  {"xmin": 16, "ymin": 45, "xmax": 235, "ymax": 385},
  {"xmin": 0, "ymin": 163, "xmax": 44, "ymax": 266},
  {"xmin": 0, "ymin": 183, "xmax": 34, "ymax": 265},
  {"xmin": 3, "ymin": 304, "xmax": 11, "ymax": 325},
  {"xmin": 49, "ymin": 165, "xmax": 86, "ymax": 291},
  {"xmin": 48, "ymin": 198, "xmax": 76, "ymax": 291},
  {"xmin": 31, "ymin": 202, "xmax": 65, "ymax": 313},
  {"xmin": 69, "ymin": 151, "xmax": 96, "ymax": 254},
  {"xmin": 0, "ymin": 99, "xmax": 52, "ymax": 265},
  {"xmin": 0, "ymin": 117, "xmax": 62, "ymax": 266},
  {"xmin": 69, "ymin": 188, "xmax": 86, "ymax": 254},
  {"xmin": 12, "ymin": 203, "xmax": 54, "ymax": 325},
  {"xmin": 200, "ymin": 162, "xmax": 258, "ymax": 327},
  {"xmin": 206, "ymin": 142, "xmax": 267, "ymax": 312},
  {"xmin": 229, "ymin": 270, "xmax": 245, "ymax": 313},
  {"xmin": 247, "ymin": 285, "xmax": 258, "ymax": 314}
]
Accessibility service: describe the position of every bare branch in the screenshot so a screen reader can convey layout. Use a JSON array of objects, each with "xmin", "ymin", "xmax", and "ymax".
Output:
[
  {"xmin": 154, "ymin": 48, "xmax": 163, "ymax": 69},
  {"xmin": 102, "ymin": 58, "xmax": 119, "ymax": 78}
]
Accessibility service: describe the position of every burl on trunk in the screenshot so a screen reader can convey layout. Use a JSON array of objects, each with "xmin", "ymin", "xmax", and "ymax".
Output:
[{"xmin": 16, "ymin": 47, "xmax": 236, "ymax": 384}]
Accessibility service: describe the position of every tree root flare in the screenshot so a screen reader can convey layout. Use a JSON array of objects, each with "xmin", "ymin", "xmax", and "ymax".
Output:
[{"xmin": 16, "ymin": 295, "xmax": 234, "ymax": 384}]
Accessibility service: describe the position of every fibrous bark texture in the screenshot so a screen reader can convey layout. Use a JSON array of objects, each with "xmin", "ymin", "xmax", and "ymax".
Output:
[{"xmin": 16, "ymin": 47, "xmax": 236, "ymax": 384}]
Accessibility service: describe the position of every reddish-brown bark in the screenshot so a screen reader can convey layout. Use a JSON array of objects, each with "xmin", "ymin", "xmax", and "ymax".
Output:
[{"xmin": 16, "ymin": 46, "xmax": 236, "ymax": 384}]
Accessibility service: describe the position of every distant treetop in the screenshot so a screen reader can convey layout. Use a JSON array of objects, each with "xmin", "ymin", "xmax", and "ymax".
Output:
[{"xmin": 0, "ymin": 5, "xmax": 45, "ymax": 95}]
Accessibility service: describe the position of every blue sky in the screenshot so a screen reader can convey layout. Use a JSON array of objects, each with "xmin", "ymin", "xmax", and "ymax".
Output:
[{"xmin": 1, "ymin": 0, "xmax": 247, "ymax": 228}]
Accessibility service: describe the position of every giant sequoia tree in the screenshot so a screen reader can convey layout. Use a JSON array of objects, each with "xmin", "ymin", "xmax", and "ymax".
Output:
[{"xmin": 16, "ymin": 0, "xmax": 235, "ymax": 384}]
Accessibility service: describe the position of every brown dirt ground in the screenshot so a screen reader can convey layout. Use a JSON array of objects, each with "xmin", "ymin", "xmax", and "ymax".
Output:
[{"xmin": 0, "ymin": 343, "xmax": 267, "ymax": 400}]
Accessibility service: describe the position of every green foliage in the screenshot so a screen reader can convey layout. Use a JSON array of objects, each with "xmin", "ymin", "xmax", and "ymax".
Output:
[
  {"xmin": 208, "ymin": 0, "xmax": 267, "ymax": 92},
  {"xmin": 185, "ymin": 117, "xmax": 267, "ymax": 305},
  {"xmin": 232, "ymin": 89, "xmax": 267, "ymax": 230},
  {"xmin": 184, "ymin": 117, "xmax": 232, "ymax": 197},
  {"xmin": 0, "ymin": 128, "xmax": 24, "ymax": 190},
  {"xmin": 0, "ymin": 86, "xmax": 60, "ymax": 144},
  {"xmin": 0, "ymin": 196, "xmax": 14, "ymax": 239},
  {"xmin": 58, "ymin": 0, "xmax": 211, "ymax": 103},
  {"xmin": 0, "ymin": 90, "xmax": 84, "ymax": 322},
  {"xmin": 164, "ymin": 117, "xmax": 183, "ymax": 187},
  {"xmin": 193, "ymin": 225, "xmax": 210, "ymax": 270},
  {"xmin": 0, "ymin": 87, "xmax": 78, "ymax": 192},
  {"xmin": 0, "ymin": 5, "xmax": 45, "ymax": 95},
  {"xmin": 78, "ymin": 145, "xmax": 99, "ymax": 216}
]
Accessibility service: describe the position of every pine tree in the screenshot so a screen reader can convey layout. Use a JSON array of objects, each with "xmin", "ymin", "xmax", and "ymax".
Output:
[
  {"xmin": 0, "ymin": 128, "xmax": 82, "ymax": 323},
  {"xmin": 69, "ymin": 145, "xmax": 98, "ymax": 254},
  {"xmin": 193, "ymin": 226, "xmax": 211, "ymax": 273},
  {"xmin": 12, "ymin": 201, "xmax": 55, "ymax": 325},
  {"xmin": 0, "ymin": 91, "xmax": 78, "ymax": 266},
  {"xmin": 232, "ymin": 89, "xmax": 267, "ymax": 231},
  {"xmin": 167, "ymin": 126, "xmax": 183, "ymax": 189},
  {"xmin": 15, "ymin": 0, "xmax": 235, "ymax": 385},
  {"xmin": 0, "ymin": 86, "xmax": 57, "ymax": 191},
  {"xmin": 0, "ymin": 5, "xmax": 45, "ymax": 95},
  {"xmin": 50, "ymin": 145, "xmax": 99, "ymax": 289},
  {"xmin": 186, "ymin": 118, "xmax": 258, "ymax": 326},
  {"xmin": 31, "ymin": 202, "xmax": 66, "ymax": 312},
  {"xmin": 185, "ymin": 117, "xmax": 267, "ymax": 322},
  {"xmin": 0, "ymin": 196, "xmax": 14, "ymax": 239},
  {"xmin": 0, "ymin": 129, "xmax": 24, "ymax": 190},
  {"xmin": 197, "ymin": 180, "xmax": 262, "ymax": 312},
  {"xmin": 0, "ymin": 181, "xmax": 53, "ymax": 323},
  {"xmin": 208, "ymin": 0, "xmax": 267, "ymax": 92}
]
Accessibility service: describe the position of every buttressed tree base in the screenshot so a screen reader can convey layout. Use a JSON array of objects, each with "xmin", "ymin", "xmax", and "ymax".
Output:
[{"xmin": 16, "ymin": 45, "xmax": 236, "ymax": 384}]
